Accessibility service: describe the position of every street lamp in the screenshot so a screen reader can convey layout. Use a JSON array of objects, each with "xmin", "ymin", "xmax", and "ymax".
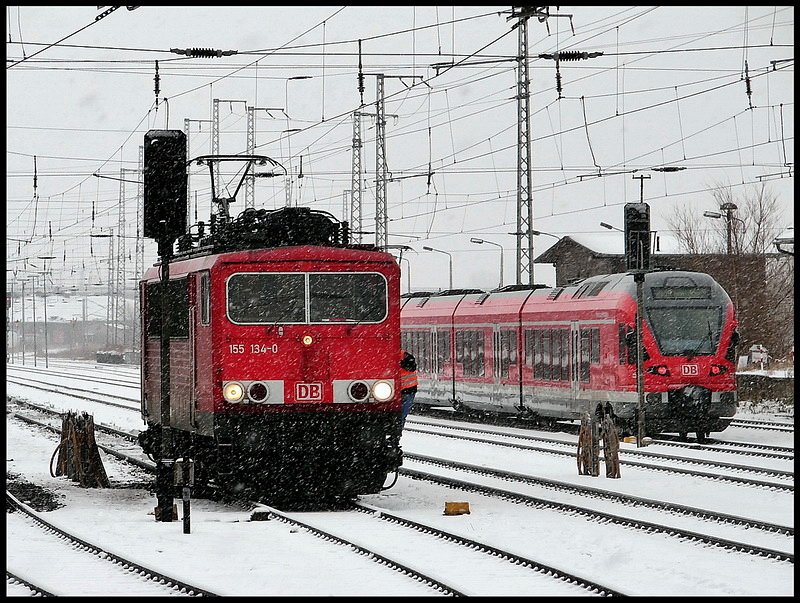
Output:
[
  {"xmin": 285, "ymin": 75, "xmax": 313, "ymax": 118},
  {"xmin": 385, "ymin": 245, "xmax": 415, "ymax": 294},
  {"xmin": 91, "ymin": 232, "xmax": 115, "ymax": 347},
  {"xmin": 283, "ymin": 75, "xmax": 313, "ymax": 207},
  {"xmin": 401, "ymin": 257, "xmax": 411, "ymax": 294},
  {"xmin": 600, "ymin": 222, "xmax": 623, "ymax": 232},
  {"xmin": 703, "ymin": 202, "xmax": 743, "ymax": 255},
  {"xmin": 470, "ymin": 237, "xmax": 504, "ymax": 289},
  {"xmin": 37, "ymin": 256, "xmax": 56, "ymax": 368},
  {"xmin": 281, "ymin": 128, "xmax": 302, "ymax": 206},
  {"xmin": 422, "ymin": 246, "xmax": 453, "ymax": 290},
  {"xmin": 17, "ymin": 279, "xmax": 28, "ymax": 365},
  {"xmin": 529, "ymin": 229, "xmax": 560, "ymax": 240}
]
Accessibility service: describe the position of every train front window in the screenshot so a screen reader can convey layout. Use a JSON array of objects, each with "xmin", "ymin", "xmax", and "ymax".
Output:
[
  {"xmin": 309, "ymin": 273, "xmax": 387, "ymax": 323},
  {"xmin": 646, "ymin": 306, "xmax": 722, "ymax": 356},
  {"xmin": 227, "ymin": 273, "xmax": 305, "ymax": 324}
]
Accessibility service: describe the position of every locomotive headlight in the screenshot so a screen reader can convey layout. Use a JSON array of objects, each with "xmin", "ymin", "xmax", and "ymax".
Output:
[
  {"xmin": 223, "ymin": 381, "xmax": 245, "ymax": 403},
  {"xmin": 248, "ymin": 381, "xmax": 270, "ymax": 403},
  {"xmin": 371, "ymin": 380, "xmax": 394, "ymax": 402},
  {"xmin": 348, "ymin": 381, "xmax": 370, "ymax": 402},
  {"xmin": 302, "ymin": 334, "xmax": 314, "ymax": 346}
]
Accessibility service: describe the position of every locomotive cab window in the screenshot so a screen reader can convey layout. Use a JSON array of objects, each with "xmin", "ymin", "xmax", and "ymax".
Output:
[
  {"xmin": 228, "ymin": 273, "xmax": 305, "ymax": 324},
  {"xmin": 199, "ymin": 272, "xmax": 210, "ymax": 325},
  {"xmin": 647, "ymin": 306, "xmax": 722, "ymax": 356},
  {"xmin": 146, "ymin": 278, "xmax": 189, "ymax": 338},
  {"xmin": 309, "ymin": 273, "xmax": 387, "ymax": 323},
  {"xmin": 227, "ymin": 271, "xmax": 387, "ymax": 325}
]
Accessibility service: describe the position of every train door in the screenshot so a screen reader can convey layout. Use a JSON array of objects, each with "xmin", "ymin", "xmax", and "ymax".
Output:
[
  {"xmin": 570, "ymin": 321, "xmax": 582, "ymax": 411},
  {"xmin": 491, "ymin": 329, "xmax": 502, "ymax": 409},
  {"xmin": 491, "ymin": 328, "xmax": 518, "ymax": 413},
  {"xmin": 432, "ymin": 327, "xmax": 451, "ymax": 403},
  {"xmin": 191, "ymin": 271, "xmax": 213, "ymax": 431}
]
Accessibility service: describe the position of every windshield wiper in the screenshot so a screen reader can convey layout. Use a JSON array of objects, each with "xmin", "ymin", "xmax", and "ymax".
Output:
[{"xmin": 685, "ymin": 320, "xmax": 714, "ymax": 359}]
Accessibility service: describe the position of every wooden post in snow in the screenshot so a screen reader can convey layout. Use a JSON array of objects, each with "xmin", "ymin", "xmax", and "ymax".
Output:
[{"xmin": 54, "ymin": 411, "xmax": 110, "ymax": 488}]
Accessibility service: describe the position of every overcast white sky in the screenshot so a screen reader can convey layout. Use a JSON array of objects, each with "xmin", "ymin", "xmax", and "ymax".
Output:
[{"xmin": 6, "ymin": 6, "xmax": 795, "ymax": 294}]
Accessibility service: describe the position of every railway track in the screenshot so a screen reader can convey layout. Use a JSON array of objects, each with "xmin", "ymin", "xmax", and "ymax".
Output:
[
  {"xmin": 6, "ymin": 492, "xmax": 219, "ymax": 597},
  {"xmin": 6, "ymin": 364, "xmax": 140, "ymax": 389},
  {"xmin": 252, "ymin": 503, "xmax": 623, "ymax": 596},
  {"xmin": 414, "ymin": 407, "xmax": 794, "ymax": 458},
  {"xmin": 9, "ymin": 397, "xmax": 793, "ymax": 568},
  {"xmin": 8, "ymin": 406, "xmax": 621, "ymax": 596},
  {"xmin": 406, "ymin": 419, "xmax": 794, "ymax": 489},
  {"xmin": 729, "ymin": 417, "xmax": 794, "ymax": 432}
]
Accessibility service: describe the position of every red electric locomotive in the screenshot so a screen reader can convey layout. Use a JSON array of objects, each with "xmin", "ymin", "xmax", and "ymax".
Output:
[
  {"xmin": 138, "ymin": 201, "xmax": 404, "ymax": 502},
  {"xmin": 401, "ymin": 270, "xmax": 739, "ymax": 442}
]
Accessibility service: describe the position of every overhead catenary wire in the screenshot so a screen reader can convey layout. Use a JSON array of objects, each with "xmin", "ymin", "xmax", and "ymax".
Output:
[{"xmin": 7, "ymin": 8, "xmax": 793, "ymax": 270}]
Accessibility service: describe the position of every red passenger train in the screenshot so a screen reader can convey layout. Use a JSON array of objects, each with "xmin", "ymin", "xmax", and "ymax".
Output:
[
  {"xmin": 401, "ymin": 270, "xmax": 739, "ymax": 442},
  {"xmin": 138, "ymin": 206, "xmax": 404, "ymax": 502}
]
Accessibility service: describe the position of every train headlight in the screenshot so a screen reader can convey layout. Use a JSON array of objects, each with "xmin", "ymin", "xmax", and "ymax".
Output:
[
  {"xmin": 371, "ymin": 380, "xmax": 394, "ymax": 402},
  {"xmin": 248, "ymin": 381, "xmax": 270, "ymax": 403},
  {"xmin": 223, "ymin": 381, "xmax": 245, "ymax": 403},
  {"xmin": 646, "ymin": 365, "xmax": 670, "ymax": 376},
  {"xmin": 348, "ymin": 381, "xmax": 370, "ymax": 402},
  {"xmin": 709, "ymin": 364, "xmax": 728, "ymax": 376},
  {"xmin": 302, "ymin": 335, "xmax": 314, "ymax": 346}
]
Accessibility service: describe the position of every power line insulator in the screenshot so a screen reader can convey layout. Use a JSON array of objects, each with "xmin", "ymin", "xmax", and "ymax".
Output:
[
  {"xmin": 170, "ymin": 48, "xmax": 238, "ymax": 58},
  {"xmin": 554, "ymin": 50, "xmax": 604, "ymax": 61}
]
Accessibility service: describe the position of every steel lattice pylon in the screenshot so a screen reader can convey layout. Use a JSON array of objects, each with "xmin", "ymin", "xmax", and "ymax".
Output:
[
  {"xmin": 134, "ymin": 146, "xmax": 144, "ymax": 352},
  {"xmin": 245, "ymin": 107, "xmax": 255, "ymax": 207},
  {"xmin": 515, "ymin": 13, "xmax": 534, "ymax": 285},
  {"xmin": 375, "ymin": 75, "xmax": 387, "ymax": 249},
  {"xmin": 115, "ymin": 168, "xmax": 134, "ymax": 347},
  {"xmin": 212, "ymin": 99, "xmax": 220, "ymax": 201},
  {"xmin": 351, "ymin": 111, "xmax": 363, "ymax": 243}
]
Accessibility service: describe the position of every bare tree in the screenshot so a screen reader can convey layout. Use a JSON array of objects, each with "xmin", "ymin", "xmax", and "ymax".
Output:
[
  {"xmin": 666, "ymin": 182, "xmax": 794, "ymax": 358},
  {"xmin": 667, "ymin": 181, "xmax": 784, "ymax": 254}
]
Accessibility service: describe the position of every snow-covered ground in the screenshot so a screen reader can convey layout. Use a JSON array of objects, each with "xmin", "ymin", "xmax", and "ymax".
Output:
[{"xmin": 6, "ymin": 359, "xmax": 795, "ymax": 596}]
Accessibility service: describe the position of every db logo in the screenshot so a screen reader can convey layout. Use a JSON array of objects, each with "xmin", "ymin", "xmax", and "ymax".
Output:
[
  {"xmin": 295, "ymin": 382, "xmax": 323, "ymax": 401},
  {"xmin": 681, "ymin": 364, "xmax": 699, "ymax": 376}
]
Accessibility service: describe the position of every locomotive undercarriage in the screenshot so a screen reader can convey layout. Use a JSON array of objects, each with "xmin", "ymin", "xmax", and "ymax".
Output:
[
  {"xmin": 414, "ymin": 380, "xmax": 735, "ymax": 443},
  {"xmin": 634, "ymin": 385, "xmax": 736, "ymax": 443},
  {"xmin": 139, "ymin": 411, "xmax": 403, "ymax": 504}
]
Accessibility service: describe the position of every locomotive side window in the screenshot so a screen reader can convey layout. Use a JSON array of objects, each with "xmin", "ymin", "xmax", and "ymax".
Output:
[
  {"xmin": 523, "ymin": 329, "xmax": 534, "ymax": 369},
  {"xmin": 551, "ymin": 331, "xmax": 561, "ymax": 381},
  {"xmin": 436, "ymin": 330, "xmax": 450, "ymax": 373},
  {"xmin": 309, "ymin": 273, "xmax": 387, "ymax": 323},
  {"xmin": 146, "ymin": 279, "xmax": 189, "ymax": 338},
  {"xmin": 541, "ymin": 329, "xmax": 552, "ymax": 381},
  {"xmin": 401, "ymin": 331, "xmax": 411, "ymax": 353},
  {"xmin": 456, "ymin": 330, "xmax": 484, "ymax": 377},
  {"xmin": 228, "ymin": 273, "xmax": 305, "ymax": 324},
  {"xmin": 560, "ymin": 329, "xmax": 570, "ymax": 380},
  {"xmin": 591, "ymin": 327, "xmax": 600, "ymax": 364},
  {"xmin": 620, "ymin": 324, "xmax": 637, "ymax": 364},
  {"xmin": 579, "ymin": 328, "xmax": 591, "ymax": 381},
  {"xmin": 533, "ymin": 330, "xmax": 543, "ymax": 379},
  {"xmin": 415, "ymin": 330, "xmax": 431, "ymax": 373},
  {"xmin": 497, "ymin": 329, "xmax": 516, "ymax": 378},
  {"xmin": 199, "ymin": 272, "xmax": 210, "ymax": 325}
]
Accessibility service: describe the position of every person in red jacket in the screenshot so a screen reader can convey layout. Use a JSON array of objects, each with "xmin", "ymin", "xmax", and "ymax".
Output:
[{"xmin": 399, "ymin": 349, "xmax": 418, "ymax": 429}]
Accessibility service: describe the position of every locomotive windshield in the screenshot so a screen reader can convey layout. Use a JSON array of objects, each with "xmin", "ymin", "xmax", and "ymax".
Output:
[
  {"xmin": 228, "ymin": 273, "xmax": 305, "ymax": 323},
  {"xmin": 646, "ymin": 306, "xmax": 722, "ymax": 356},
  {"xmin": 227, "ymin": 271, "xmax": 387, "ymax": 324},
  {"xmin": 309, "ymin": 273, "xmax": 387, "ymax": 323}
]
